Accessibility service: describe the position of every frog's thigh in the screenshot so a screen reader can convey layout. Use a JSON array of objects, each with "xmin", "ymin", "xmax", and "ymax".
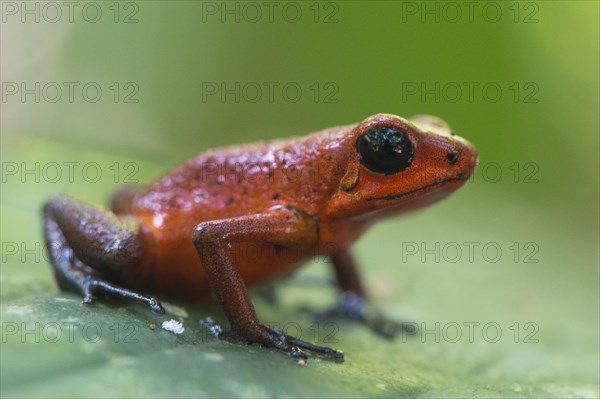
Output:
[{"xmin": 43, "ymin": 194, "xmax": 143, "ymax": 274}]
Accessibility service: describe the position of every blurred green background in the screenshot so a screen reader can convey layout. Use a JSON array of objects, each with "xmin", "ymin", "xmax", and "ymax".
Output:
[{"xmin": 1, "ymin": 1, "xmax": 598, "ymax": 398}]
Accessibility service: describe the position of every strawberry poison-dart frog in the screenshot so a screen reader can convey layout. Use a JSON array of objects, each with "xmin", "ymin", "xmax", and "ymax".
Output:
[{"xmin": 43, "ymin": 113, "xmax": 478, "ymax": 363}]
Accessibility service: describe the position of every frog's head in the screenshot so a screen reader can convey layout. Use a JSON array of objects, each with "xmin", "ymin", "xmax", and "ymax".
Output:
[{"xmin": 326, "ymin": 113, "xmax": 478, "ymax": 221}]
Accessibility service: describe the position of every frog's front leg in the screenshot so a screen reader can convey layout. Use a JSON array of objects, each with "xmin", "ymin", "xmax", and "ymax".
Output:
[
  {"xmin": 193, "ymin": 207, "xmax": 344, "ymax": 363},
  {"xmin": 321, "ymin": 248, "xmax": 416, "ymax": 338},
  {"xmin": 43, "ymin": 195, "xmax": 164, "ymax": 313}
]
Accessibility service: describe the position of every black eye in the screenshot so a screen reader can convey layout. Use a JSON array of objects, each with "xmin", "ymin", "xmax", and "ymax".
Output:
[{"xmin": 356, "ymin": 126, "xmax": 414, "ymax": 175}]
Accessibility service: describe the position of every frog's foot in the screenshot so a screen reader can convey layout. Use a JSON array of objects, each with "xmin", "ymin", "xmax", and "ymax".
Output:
[
  {"xmin": 49, "ymin": 246, "xmax": 165, "ymax": 315},
  {"xmin": 79, "ymin": 274, "xmax": 165, "ymax": 314},
  {"xmin": 308, "ymin": 292, "xmax": 417, "ymax": 338},
  {"xmin": 56, "ymin": 260, "xmax": 165, "ymax": 314},
  {"xmin": 202, "ymin": 317, "xmax": 344, "ymax": 364}
]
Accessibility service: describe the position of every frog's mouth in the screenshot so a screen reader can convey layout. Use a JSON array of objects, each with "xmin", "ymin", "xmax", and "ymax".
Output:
[{"xmin": 365, "ymin": 175, "xmax": 470, "ymax": 202}]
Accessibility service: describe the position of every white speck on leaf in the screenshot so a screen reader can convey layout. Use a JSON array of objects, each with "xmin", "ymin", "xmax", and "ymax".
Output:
[{"xmin": 162, "ymin": 319, "xmax": 184, "ymax": 334}]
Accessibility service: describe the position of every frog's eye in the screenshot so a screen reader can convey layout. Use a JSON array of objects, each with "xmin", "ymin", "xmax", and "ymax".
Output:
[{"xmin": 356, "ymin": 126, "xmax": 414, "ymax": 175}]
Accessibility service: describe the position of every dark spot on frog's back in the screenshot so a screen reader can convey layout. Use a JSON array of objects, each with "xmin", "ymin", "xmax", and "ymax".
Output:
[{"xmin": 226, "ymin": 197, "xmax": 234, "ymax": 206}]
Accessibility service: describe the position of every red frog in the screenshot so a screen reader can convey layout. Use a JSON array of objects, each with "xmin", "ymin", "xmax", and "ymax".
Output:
[{"xmin": 43, "ymin": 113, "xmax": 478, "ymax": 363}]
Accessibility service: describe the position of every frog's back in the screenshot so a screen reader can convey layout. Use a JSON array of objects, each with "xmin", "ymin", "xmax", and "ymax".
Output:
[
  {"xmin": 131, "ymin": 143, "xmax": 301, "ymax": 223},
  {"xmin": 130, "ymin": 125, "xmax": 354, "ymax": 235}
]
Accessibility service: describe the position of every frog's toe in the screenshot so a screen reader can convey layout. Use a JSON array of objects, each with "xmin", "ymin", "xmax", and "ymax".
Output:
[
  {"xmin": 149, "ymin": 298, "xmax": 166, "ymax": 314},
  {"xmin": 82, "ymin": 292, "xmax": 96, "ymax": 306},
  {"xmin": 289, "ymin": 346, "xmax": 308, "ymax": 364},
  {"xmin": 75, "ymin": 273, "xmax": 166, "ymax": 314},
  {"xmin": 201, "ymin": 316, "xmax": 225, "ymax": 337},
  {"xmin": 284, "ymin": 333, "xmax": 344, "ymax": 363}
]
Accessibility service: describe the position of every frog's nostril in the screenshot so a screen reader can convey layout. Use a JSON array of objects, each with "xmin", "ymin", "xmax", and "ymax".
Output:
[{"xmin": 446, "ymin": 151, "xmax": 459, "ymax": 165}]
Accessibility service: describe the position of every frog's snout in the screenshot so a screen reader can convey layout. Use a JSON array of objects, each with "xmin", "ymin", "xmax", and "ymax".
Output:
[{"xmin": 448, "ymin": 139, "xmax": 478, "ymax": 181}]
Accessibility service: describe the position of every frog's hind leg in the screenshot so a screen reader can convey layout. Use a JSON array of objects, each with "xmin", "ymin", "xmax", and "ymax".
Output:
[{"xmin": 43, "ymin": 195, "xmax": 164, "ymax": 314}]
